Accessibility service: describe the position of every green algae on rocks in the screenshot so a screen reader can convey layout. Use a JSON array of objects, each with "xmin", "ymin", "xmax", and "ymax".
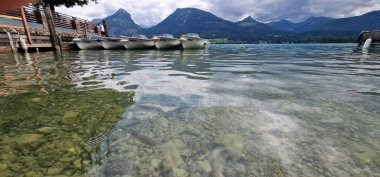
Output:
[{"xmin": 0, "ymin": 89, "xmax": 134, "ymax": 177}]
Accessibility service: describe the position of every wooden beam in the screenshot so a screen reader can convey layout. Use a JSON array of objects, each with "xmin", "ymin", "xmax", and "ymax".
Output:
[
  {"xmin": 0, "ymin": 14, "xmax": 22, "ymax": 21},
  {"xmin": 0, "ymin": 24, "xmax": 24, "ymax": 30},
  {"xmin": 39, "ymin": 9, "xmax": 49, "ymax": 29},
  {"xmin": 15, "ymin": 43, "xmax": 53, "ymax": 48},
  {"xmin": 103, "ymin": 20, "xmax": 109, "ymax": 37},
  {"xmin": 43, "ymin": 5, "xmax": 59, "ymax": 51},
  {"xmin": 19, "ymin": 6, "xmax": 32, "ymax": 44},
  {"xmin": 84, "ymin": 21, "xmax": 88, "ymax": 38},
  {"xmin": 0, "ymin": 47, "xmax": 12, "ymax": 53},
  {"xmin": 6, "ymin": 32, "xmax": 17, "ymax": 53}
]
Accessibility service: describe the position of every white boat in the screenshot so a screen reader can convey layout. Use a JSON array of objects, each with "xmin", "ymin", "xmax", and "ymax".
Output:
[
  {"xmin": 357, "ymin": 30, "xmax": 380, "ymax": 49},
  {"xmin": 180, "ymin": 33, "xmax": 209, "ymax": 49},
  {"xmin": 152, "ymin": 34, "xmax": 181, "ymax": 50},
  {"xmin": 101, "ymin": 38, "xmax": 126, "ymax": 50},
  {"xmin": 73, "ymin": 38, "xmax": 104, "ymax": 50},
  {"xmin": 124, "ymin": 34, "xmax": 155, "ymax": 50}
]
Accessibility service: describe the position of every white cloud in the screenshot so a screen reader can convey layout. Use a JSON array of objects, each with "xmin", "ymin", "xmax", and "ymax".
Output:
[{"xmin": 56, "ymin": 0, "xmax": 380, "ymax": 26}]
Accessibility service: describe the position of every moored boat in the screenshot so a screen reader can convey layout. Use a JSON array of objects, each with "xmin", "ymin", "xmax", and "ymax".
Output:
[
  {"xmin": 152, "ymin": 34, "xmax": 181, "ymax": 50},
  {"xmin": 73, "ymin": 38, "xmax": 104, "ymax": 50},
  {"xmin": 357, "ymin": 30, "xmax": 380, "ymax": 49},
  {"xmin": 101, "ymin": 37, "xmax": 126, "ymax": 50},
  {"xmin": 124, "ymin": 34, "xmax": 155, "ymax": 50},
  {"xmin": 180, "ymin": 33, "xmax": 209, "ymax": 49}
]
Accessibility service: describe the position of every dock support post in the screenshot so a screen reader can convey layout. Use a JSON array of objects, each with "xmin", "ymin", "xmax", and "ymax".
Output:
[
  {"xmin": 43, "ymin": 5, "xmax": 60, "ymax": 51},
  {"xmin": 20, "ymin": 6, "xmax": 32, "ymax": 44},
  {"xmin": 58, "ymin": 35, "xmax": 63, "ymax": 53},
  {"xmin": 96, "ymin": 26, "xmax": 101, "ymax": 37},
  {"xmin": 84, "ymin": 21, "xmax": 88, "ymax": 38},
  {"xmin": 103, "ymin": 20, "xmax": 109, "ymax": 37},
  {"xmin": 6, "ymin": 32, "xmax": 17, "ymax": 54},
  {"xmin": 39, "ymin": 7, "xmax": 49, "ymax": 29},
  {"xmin": 72, "ymin": 17, "xmax": 81, "ymax": 33}
]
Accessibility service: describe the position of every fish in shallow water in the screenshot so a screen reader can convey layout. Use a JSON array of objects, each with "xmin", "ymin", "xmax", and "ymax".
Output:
[{"xmin": 128, "ymin": 129, "xmax": 156, "ymax": 147}]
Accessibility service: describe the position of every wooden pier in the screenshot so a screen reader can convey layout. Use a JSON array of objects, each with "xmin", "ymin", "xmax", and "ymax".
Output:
[{"xmin": 0, "ymin": 6, "xmax": 108, "ymax": 53}]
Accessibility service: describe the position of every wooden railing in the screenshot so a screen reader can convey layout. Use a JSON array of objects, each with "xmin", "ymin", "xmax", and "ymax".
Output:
[
  {"xmin": 51, "ymin": 11, "xmax": 98, "ymax": 34},
  {"xmin": 23, "ymin": 6, "xmax": 43, "ymax": 24},
  {"xmin": 0, "ymin": 6, "xmax": 100, "ymax": 41},
  {"xmin": 0, "ymin": 5, "xmax": 106, "ymax": 52}
]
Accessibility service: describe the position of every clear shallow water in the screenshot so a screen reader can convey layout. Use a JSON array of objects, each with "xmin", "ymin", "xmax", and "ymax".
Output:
[{"xmin": 0, "ymin": 44, "xmax": 379, "ymax": 177}]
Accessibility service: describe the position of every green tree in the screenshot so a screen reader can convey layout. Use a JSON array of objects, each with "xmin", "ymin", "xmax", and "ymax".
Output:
[{"xmin": 38, "ymin": 0, "xmax": 99, "ymax": 11}]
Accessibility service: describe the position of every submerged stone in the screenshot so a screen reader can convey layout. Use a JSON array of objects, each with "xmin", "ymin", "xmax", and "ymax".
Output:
[
  {"xmin": 170, "ymin": 168, "xmax": 188, "ymax": 177},
  {"xmin": 73, "ymin": 159, "xmax": 82, "ymax": 169},
  {"xmin": 151, "ymin": 158, "xmax": 161, "ymax": 169},
  {"xmin": 0, "ymin": 163, "xmax": 7, "ymax": 172},
  {"xmin": 321, "ymin": 117, "xmax": 344, "ymax": 124},
  {"xmin": 24, "ymin": 171, "xmax": 42, "ymax": 177},
  {"xmin": 161, "ymin": 142, "xmax": 184, "ymax": 171},
  {"xmin": 36, "ymin": 127, "xmax": 55, "ymax": 134},
  {"xmin": 214, "ymin": 134, "xmax": 244, "ymax": 157},
  {"xmin": 196, "ymin": 161, "xmax": 212, "ymax": 173},
  {"xmin": 47, "ymin": 167, "xmax": 62, "ymax": 175},
  {"xmin": 61, "ymin": 111, "xmax": 79, "ymax": 125},
  {"xmin": 233, "ymin": 163, "xmax": 246, "ymax": 174},
  {"xmin": 14, "ymin": 134, "xmax": 43, "ymax": 150},
  {"xmin": 30, "ymin": 97, "xmax": 41, "ymax": 102}
]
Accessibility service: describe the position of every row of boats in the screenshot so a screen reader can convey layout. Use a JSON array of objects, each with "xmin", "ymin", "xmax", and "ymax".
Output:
[{"xmin": 73, "ymin": 33, "xmax": 209, "ymax": 50}]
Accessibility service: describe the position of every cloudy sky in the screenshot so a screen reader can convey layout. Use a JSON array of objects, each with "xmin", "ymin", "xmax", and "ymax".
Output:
[{"xmin": 56, "ymin": 0, "xmax": 380, "ymax": 26}]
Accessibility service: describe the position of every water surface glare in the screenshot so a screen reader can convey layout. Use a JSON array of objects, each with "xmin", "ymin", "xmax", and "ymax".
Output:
[{"xmin": 0, "ymin": 44, "xmax": 379, "ymax": 177}]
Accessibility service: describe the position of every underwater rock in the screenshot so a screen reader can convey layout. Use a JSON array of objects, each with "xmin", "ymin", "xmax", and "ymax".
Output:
[
  {"xmin": 82, "ymin": 74, "xmax": 97, "ymax": 81},
  {"xmin": 30, "ymin": 97, "xmax": 41, "ymax": 102},
  {"xmin": 14, "ymin": 134, "xmax": 43, "ymax": 150},
  {"xmin": 190, "ymin": 173, "xmax": 202, "ymax": 177},
  {"xmin": 214, "ymin": 171, "xmax": 225, "ymax": 177},
  {"xmin": 0, "ymin": 163, "xmax": 7, "ymax": 172},
  {"xmin": 169, "ymin": 168, "xmax": 188, "ymax": 177},
  {"xmin": 180, "ymin": 129, "xmax": 201, "ymax": 137},
  {"xmin": 214, "ymin": 134, "xmax": 244, "ymax": 158},
  {"xmin": 36, "ymin": 127, "xmax": 55, "ymax": 134},
  {"xmin": 233, "ymin": 163, "xmax": 246, "ymax": 175},
  {"xmin": 67, "ymin": 146, "xmax": 82, "ymax": 155},
  {"xmin": 196, "ymin": 160, "xmax": 212, "ymax": 173},
  {"xmin": 151, "ymin": 158, "xmax": 161, "ymax": 169},
  {"xmin": 161, "ymin": 142, "xmax": 184, "ymax": 171},
  {"xmin": 209, "ymin": 148, "xmax": 228, "ymax": 177},
  {"xmin": 321, "ymin": 117, "xmax": 344, "ymax": 124},
  {"xmin": 155, "ymin": 117, "xmax": 169, "ymax": 127},
  {"xmin": 73, "ymin": 159, "xmax": 82, "ymax": 169},
  {"xmin": 47, "ymin": 167, "xmax": 63, "ymax": 175},
  {"xmin": 0, "ymin": 170, "xmax": 12, "ymax": 177},
  {"xmin": 61, "ymin": 111, "xmax": 79, "ymax": 125},
  {"xmin": 24, "ymin": 171, "xmax": 42, "ymax": 177}
]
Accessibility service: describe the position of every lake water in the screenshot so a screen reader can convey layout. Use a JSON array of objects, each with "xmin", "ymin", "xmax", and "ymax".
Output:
[{"xmin": 0, "ymin": 44, "xmax": 379, "ymax": 177}]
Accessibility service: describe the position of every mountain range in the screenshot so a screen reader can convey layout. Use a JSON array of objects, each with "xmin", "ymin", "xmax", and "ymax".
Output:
[
  {"xmin": 267, "ymin": 17, "xmax": 334, "ymax": 32},
  {"xmin": 93, "ymin": 8, "xmax": 380, "ymax": 43},
  {"xmin": 94, "ymin": 9, "xmax": 141, "ymax": 36}
]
